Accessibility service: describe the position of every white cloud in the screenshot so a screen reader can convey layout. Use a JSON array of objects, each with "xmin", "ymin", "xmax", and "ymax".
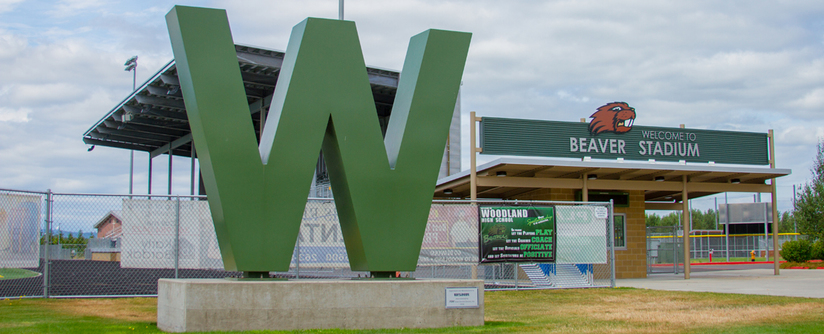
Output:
[
  {"xmin": 0, "ymin": 29, "xmax": 26, "ymax": 59},
  {"xmin": 557, "ymin": 90, "xmax": 590, "ymax": 103},
  {"xmin": 2, "ymin": 83, "xmax": 85, "ymax": 106},
  {"xmin": 0, "ymin": 107, "xmax": 30, "ymax": 122},
  {"xmin": 0, "ymin": 0, "xmax": 22, "ymax": 14},
  {"xmin": 48, "ymin": 0, "xmax": 105, "ymax": 18},
  {"xmin": 778, "ymin": 126, "xmax": 824, "ymax": 146},
  {"xmin": 789, "ymin": 88, "xmax": 824, "ymax": 110}
]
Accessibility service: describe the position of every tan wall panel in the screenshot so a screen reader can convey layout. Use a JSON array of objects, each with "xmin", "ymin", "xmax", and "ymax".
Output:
[{"xmin": 615, "ymin": 190, "xmax": 647, "ymax": 279}]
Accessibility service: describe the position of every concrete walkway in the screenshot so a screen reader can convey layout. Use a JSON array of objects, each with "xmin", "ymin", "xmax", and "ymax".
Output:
[{"xmin": 618, "ymin": 269, "xmax": 824, "ymax": 298}]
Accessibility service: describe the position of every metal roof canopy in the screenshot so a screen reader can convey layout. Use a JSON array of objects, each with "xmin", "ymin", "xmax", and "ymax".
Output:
[
  {"xmin": 83, "ymin": 44, "xmax": 401, "ymax": 158},
  {"xmin": 435, "ymin": 156, "xmax": 791, "ymax": 208}
]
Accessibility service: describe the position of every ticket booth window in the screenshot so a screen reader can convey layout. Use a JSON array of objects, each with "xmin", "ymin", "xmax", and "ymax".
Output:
[{"xmin": 613, "ymin": 213, "xmax": 626, "ymax": 250}]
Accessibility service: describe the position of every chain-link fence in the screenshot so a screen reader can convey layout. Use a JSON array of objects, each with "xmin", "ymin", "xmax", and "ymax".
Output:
[
  {"xmin": 646, "ymin": 226, "xmax": 683, "ymax": 274},
  {"xmin": 1, "ymin": 189, "xmax": 616, "ymax": 298},
  {"xmin": 647, "ymin": 226, "xmax": 802, "ymax": 274},
  {"xmin": 684, "ymin": 231, "xmax": 800, "ymax": 260}
]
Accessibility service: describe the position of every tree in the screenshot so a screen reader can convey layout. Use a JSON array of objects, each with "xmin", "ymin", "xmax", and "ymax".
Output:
[
  {"xmin": 661, "ymin": 213, "xmax": 681, "ymax": 226},
  {"xmin": 779, "ymin": 211, "xmax": 797, "ymax": 234},
  {"xmin": 646, "ymin": 209, "xmax": 720, "ymax": 230},
  {"xmin": 690, "ymin": 209, "xmax": 719, "ymax": 230},
  {"xmin": 646, "ymin": 212, "xmax": 682, "ymax": 227},
  {"xmin": 646, "ymin": 213, "xmax": 662, "ymax": 227},
  {"xmin": 794, "ymin": 141, "xmax": 824, "ymax": 241}
]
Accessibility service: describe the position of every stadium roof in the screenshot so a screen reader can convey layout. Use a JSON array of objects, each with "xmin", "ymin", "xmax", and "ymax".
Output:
[
  {"xmin": 435, "ymin": 157, "xmax": 791, "ymax": 206},
  {"xmin": 84, "ymin": 44, "xmax": 401, "ymax": 159}
]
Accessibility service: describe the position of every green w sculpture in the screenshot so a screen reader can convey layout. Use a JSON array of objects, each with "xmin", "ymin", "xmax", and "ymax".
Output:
[{"xmin": 166, "ymin": 6, "xmax": 471, "ymax": 277}]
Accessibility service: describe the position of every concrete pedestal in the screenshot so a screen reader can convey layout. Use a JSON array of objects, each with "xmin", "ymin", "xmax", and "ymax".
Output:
[{"xmin": 157, "ymin": 278, "xmax": 484, "ymax": 332}]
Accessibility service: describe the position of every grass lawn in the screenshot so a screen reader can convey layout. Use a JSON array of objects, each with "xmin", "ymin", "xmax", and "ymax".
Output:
[
  {"xmin": 2, "ymin": 288, "xmax": 823, "ymax": 333},
  {"xmin": 0, "ymin": 268, "xmax": 39, "ymax": 280}
]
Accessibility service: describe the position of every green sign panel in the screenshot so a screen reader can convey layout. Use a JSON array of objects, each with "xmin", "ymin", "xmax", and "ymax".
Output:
[
  {"xmin": 480, "ymin": 103, "xmax": 769, "ymax": 165},
  {"xmin": 479, "ymin": 206, "xmax": 556, "ymax": 263},
  {"xmin": 166, "ymin": 6, "xmax": 470, "ymax": 275}
]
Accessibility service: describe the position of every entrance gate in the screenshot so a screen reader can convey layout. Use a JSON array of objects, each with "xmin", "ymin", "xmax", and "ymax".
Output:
[{"xmin": 647, "ymin": 226, "xmax": 682, "ymax": 274}]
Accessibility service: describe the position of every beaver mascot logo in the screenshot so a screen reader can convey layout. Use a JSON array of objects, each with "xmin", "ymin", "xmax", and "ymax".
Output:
[{"xmin": 588, "ymin": 102, "xmax": 636, "ymax": 135}]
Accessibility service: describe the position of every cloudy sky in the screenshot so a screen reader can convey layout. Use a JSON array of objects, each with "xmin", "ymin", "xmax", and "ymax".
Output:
[{"xmin": 2, "ymin": 0, "xmax": 823, "ymax": 221}]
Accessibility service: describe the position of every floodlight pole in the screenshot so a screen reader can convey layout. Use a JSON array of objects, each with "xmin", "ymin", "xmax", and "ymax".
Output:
[
  {"xmin": 125, "ymin": 56, "xmax": 138, "ymax": 195},
  {"xmin": 339, "ymin": 0, "xmax": 344, "ymax": 20}
]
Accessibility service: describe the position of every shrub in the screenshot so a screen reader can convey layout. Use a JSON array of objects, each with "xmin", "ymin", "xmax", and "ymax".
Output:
[
  {"xmin": 780, "ymin": 239, "xmax": 813, "ymax": 263},
  {"xmin": 812, "ymin": 240, "xmax": 824, "ymax": 260}
]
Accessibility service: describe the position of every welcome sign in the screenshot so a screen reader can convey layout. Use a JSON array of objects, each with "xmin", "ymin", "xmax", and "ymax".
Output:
[{"xmin": 481, "ymin": 103, "xmax": 769, "ymax": 165}]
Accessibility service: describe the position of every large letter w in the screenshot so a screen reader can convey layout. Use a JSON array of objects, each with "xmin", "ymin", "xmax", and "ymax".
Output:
[{"xmin": 166, "ymin": 6, "xmax": 471, "ymax": 275}]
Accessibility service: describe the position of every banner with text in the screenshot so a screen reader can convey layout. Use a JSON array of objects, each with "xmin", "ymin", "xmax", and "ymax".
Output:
[{"xmin": 479, "ymin": 206, "xmax": 556, "ymax": 263}]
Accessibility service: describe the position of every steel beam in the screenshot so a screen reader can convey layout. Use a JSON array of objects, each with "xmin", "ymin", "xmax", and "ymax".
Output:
[{"xmin": 151, "ymin": 133, "xmax": 193, "ymax": 158}]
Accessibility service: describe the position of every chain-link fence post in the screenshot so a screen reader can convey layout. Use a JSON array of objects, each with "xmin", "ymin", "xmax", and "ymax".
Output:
[
  {"xmin": 175, "ymin": 196, "xmax": 180, "ymax": 279},
  {"xmin": 673, "ymin": 225, "xmax": 679, "ymax": 274},
  {"xmin": 609, "ymin": 199, "xmax": 616, "ymax": 288},
  {"xmin": 295, "ymin": 232, "xmax": 300, "ymax": 279},
  {"xmin": 43, "ymin": 189, "xmax": 52, "ymax": 298}
]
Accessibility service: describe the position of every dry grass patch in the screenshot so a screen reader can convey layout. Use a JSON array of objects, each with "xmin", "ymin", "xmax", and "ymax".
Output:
[
  {"xmin": 587, "ymin": 293, "xmax": 817, "ymax": 326},
  {"xmin": 485, "ymin": 288, "xmax": 824, "ymax": 334},
  {"xmin": 44, "ymin": 298, "xmax": 157, "ymax": 322}
]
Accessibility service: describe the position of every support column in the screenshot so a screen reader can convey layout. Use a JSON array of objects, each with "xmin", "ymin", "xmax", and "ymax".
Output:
[
  {"xmin": 168, "ymin": 144, "xmax": 173, "ymax": 196},
  {"xmin": 148, "ymin": 153, "xmax": 153, "ymax": 194},
  {"xmin": 582, "ymin": 174, "xmax": 589, "ymax": 202},
  {"xmin": 198, "ymin": 172, "xmax": 207, "ymax": 196},
  {"xmin": 769, "ymin": 129, "xmax": 780, "ymax": 275},
  {"xmin": 683, "ymin": 175, "xmax": 690, "ymax": 279},
  {"xmin": 190, "ymin": 144, "xmax": 197, "ymax": 196},
  {"xmin": 725, "ymin": 193, "xmax": 730, "ymax": 261},
  {"xmin": 129, "ymin": 150, "xmax": 134, "ymax": 195},
  {"xmin": 470, "ymin": 111, "xmax": 481, "ymax": 201}
]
